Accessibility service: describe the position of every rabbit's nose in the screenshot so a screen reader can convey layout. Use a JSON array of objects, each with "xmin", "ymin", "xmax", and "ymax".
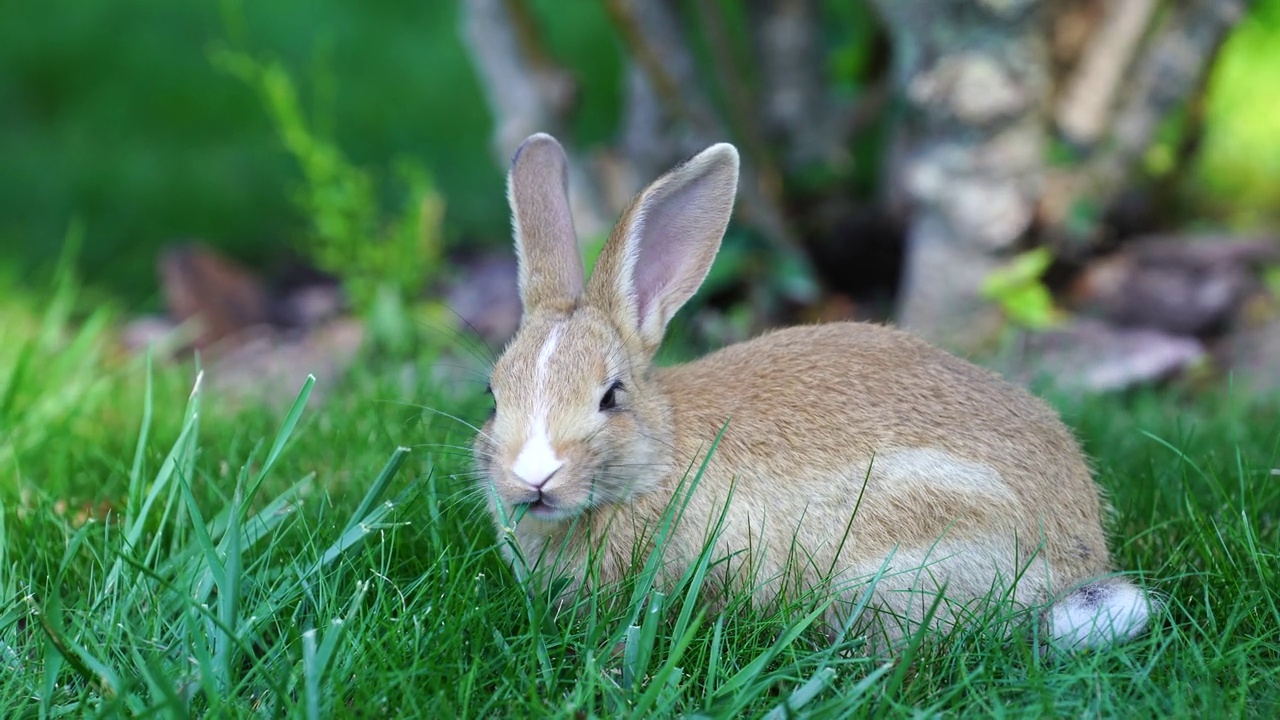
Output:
[
  {"xmin": 512, "ymin": 427, "xmax": 564, "ymax": 489},
  {"xmin": 519, "ymin": 467, "xmax": 561, "ymax": 491}
]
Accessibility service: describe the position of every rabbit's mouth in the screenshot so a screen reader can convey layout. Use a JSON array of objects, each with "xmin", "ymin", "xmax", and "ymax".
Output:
[{"xmin": 516, "ymin": 493, "xmax": 572, "ymax": 522}]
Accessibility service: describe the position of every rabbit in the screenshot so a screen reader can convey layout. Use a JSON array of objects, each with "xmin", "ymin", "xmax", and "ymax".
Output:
[{"xmin": 470, "ymin": 132, "xmax": 1156, "ymax": 654}]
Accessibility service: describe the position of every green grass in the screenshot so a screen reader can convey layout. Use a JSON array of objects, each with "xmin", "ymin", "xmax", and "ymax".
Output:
[{"xmin": 1, "ymin": 271, "xmax": 1278, "ymax": 717}]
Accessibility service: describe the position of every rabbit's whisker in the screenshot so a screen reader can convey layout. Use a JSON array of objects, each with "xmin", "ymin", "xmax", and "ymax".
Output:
[{"xmin": 389, "ymin": 401, "xmax": 497, "ymax": 445}]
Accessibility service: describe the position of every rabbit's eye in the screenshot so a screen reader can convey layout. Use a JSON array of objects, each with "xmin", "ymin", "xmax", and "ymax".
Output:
[{"xmin": 599, "ymin": 381, "xmax": 623, "ymax": 412}]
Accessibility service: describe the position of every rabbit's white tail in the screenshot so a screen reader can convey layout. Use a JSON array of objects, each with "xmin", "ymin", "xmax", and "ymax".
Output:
[{"xmin": 1048, "ymin": 579, "xmax": 1155, "ymax": 651}]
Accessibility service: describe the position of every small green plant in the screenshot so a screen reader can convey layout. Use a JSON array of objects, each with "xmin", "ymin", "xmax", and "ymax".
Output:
[
  {"xmin": 211, "ymin": 47, "xmax": 446, "ymax": 316},
  {"xmin": 1264, "ymin": 264, "xmax": 1280, "ymax": 299},
  {"xmin": 0, "ymin": 225, "xmax": 116, "ymax": 477},
  {"xmin": 981, "ymin": 247, "xmax": 1065, "ymax": 331}
]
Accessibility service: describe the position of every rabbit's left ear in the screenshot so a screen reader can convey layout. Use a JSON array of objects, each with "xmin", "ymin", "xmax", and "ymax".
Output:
[
  {"xmin": 586, "ymin": 143, "xmax": 739, "ymax": 355},
  {"xmin": 508, "ymin": 133, "xmax": 585, "ymax": 316}
]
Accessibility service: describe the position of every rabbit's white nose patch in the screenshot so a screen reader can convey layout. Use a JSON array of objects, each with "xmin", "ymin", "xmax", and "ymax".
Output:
[
  {"xmin": 510, "ymin": 321, "xmax": 565, "ymax": 488},
  {"xmin": 512, "ymin": 425, "xmax": 563, "ymax": 488}
]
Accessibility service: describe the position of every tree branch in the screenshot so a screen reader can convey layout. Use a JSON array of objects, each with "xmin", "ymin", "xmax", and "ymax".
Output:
[
  {"xmin": 745, "ymin": 0, "xmax": 833, "ymax": 167},
  {"xmin": 603, "ymin": 0, "xmax": 718, "ymax": 138},
  {"xmin": 1104, "ymin": 0, "xmax": 1248, "ymax": 189},
  {"xmin": 459, "ymin": 0, "xmax": 611, "ymax": 239},
  {"xmin": 1041, "ymin": 0, "xmax": 1249, "ymax": 251},
  {"xmin": 1054, "ymin": 0, "xmax": 1158, "ymax": 146},
  {"xmin": 604, "ymin": 0, "xmax": 811, "ymax": 277}
]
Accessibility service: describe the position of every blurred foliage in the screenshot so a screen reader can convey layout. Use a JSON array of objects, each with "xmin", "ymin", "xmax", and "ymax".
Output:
[
  {"xmin": 980, "ymin": 248, "xmax": 1064, "ymax": 331},
  {"xmin": 0, "ymin": 226, "xmax": 118, "ymax": 471},
  {"xmin": 212, "ymin": 47, "xmax": 445, "ymax": 314},
  {"xmin": 1264, "ymin": 265, "xmax": 1280, "ymax": 299},
  {"xmin": 0, "ymin": 0, "xmax": 1276, "ymax": 310},
  {"xmin": 0, "ymin": 0, "xmax": 632, "ymax": 307},
  {"xmin": 525, "ymin": 0, "xmax": 626, "ymax": 145},
  {"xmin": 1188, "ymin": 0, "xmax": 1280, "ymax": 228},
  {"xmin": 0, "ymin": 0, "xmax": 492, "ymax": 305}
]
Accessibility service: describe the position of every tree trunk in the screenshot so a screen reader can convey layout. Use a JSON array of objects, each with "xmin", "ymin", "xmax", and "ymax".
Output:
[{"xmin": 873, "ymin": 0, "xmax": 1052, "ymax": 353}]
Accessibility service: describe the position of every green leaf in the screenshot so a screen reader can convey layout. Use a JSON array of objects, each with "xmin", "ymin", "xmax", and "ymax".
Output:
[{"xmin": 981, "ymin": 248, "xmax": 1063, "ymax": 330}]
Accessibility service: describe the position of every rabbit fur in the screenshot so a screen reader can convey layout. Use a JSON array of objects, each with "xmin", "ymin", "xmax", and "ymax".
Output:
[{"xmin": 471, "ymin": 133, "xmax": 1155, "ymax": 654}]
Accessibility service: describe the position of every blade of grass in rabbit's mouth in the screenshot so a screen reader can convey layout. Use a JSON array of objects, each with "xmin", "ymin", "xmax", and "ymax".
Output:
[{"xmin": 519, "ymin": 496, "xmax": 560, "ymax": 519}]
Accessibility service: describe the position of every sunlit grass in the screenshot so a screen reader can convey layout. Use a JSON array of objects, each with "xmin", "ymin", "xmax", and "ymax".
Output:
[{"xmin": 0, "ymin": 275, "xmax": 1277, "ymax": 717}]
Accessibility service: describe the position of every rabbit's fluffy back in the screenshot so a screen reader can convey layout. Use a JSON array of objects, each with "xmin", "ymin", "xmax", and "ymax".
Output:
[
  {"xmin": 655, "ymin": 321, "xmax": 1112, "ymax": 636},
  {"xmin": 656, "ymin": 320, "xmax": 1111, "ymax": 586}
]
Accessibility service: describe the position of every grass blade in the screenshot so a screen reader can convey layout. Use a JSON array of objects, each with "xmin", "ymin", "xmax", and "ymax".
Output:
[
  {"xmin": 715, "ymin": 602, "xmax": 830, "ymax": 711},
  {"xmin": 341, "ymin": 446, "xmax": 410, "ymax": 537},
  {"xmin": 104, "ymin": 371, "xmax": 202, "ymax": 594},
  {"xmin": 217, "ymin": 476, "xmax": 245, "ymax": 694},
  {"xmin": 302, "ymin": 628, "xmax": 321, "ymax": 720},
  {"xmin": 623, "ymin": 421, "xmax": 730, "ymax": 629},
  {"xmin": 245, "ymin": 374, "xmax": 315, "ymax": 501},
  {"xmin": 125, "ymin": 351, "xmax": 154, "ymax": 530},
  {"xmin": 310, "ymin": 468, "xmax": 416, "ymax": 574},
  {"xmin": 762, "ymin": 667, "xmax": 836, "ymax": 720},
  {"xmin": 313, "ymin": 581, "xmax": 370, "ymax": 679}
]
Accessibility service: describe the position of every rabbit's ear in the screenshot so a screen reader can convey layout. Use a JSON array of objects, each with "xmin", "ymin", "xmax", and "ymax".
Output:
[
  {"xmin": 587, "ymin": 143, "xmax": 739, "ymax": 354},
  {"xmin": 508, "ymin": 133, "xmax": 585, "ymax": 315}
]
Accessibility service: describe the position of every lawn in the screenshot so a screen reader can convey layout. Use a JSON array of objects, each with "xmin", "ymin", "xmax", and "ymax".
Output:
[{"xmin": 1, "ymin": 266, "xmax": 1278, "ymax": 718}]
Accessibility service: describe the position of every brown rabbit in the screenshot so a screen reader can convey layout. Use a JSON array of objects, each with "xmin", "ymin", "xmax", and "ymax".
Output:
[{"xmin": 471, "ymin": 133, "xmax": 1155, "ymax": 653}]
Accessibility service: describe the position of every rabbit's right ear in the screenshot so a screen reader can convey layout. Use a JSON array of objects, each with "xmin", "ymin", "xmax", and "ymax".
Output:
[
  {"xmin": 507, "ymin": 133, "xmax": 585, "ymax": 315},
  {"xmin": 586, "ymin": 143, "xmax": 739, "ymax": 357}
]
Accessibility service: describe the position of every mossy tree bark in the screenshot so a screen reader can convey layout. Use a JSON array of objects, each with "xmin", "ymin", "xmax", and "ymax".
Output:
[{"xmin": 873, "ymin": 0, "xmax": 1052, "ymax": 354}]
